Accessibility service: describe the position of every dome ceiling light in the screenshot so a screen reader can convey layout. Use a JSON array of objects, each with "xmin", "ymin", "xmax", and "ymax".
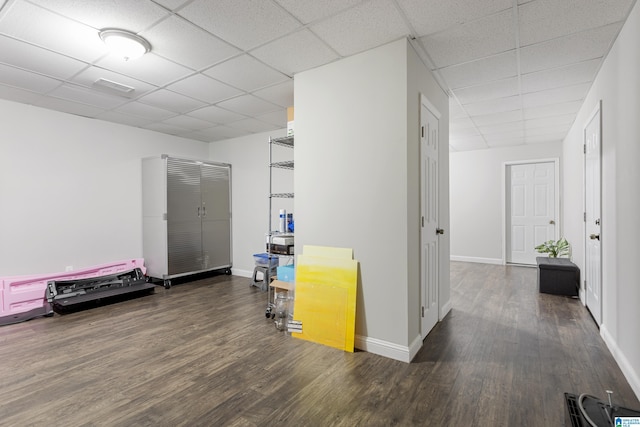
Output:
[{"xmin": 99, "ymin": 29, "xmax": 151, "ymax": 61}]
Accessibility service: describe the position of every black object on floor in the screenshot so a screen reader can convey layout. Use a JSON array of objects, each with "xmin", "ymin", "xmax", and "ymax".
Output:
[
  {"xmin": 537, "ymin": 257, "xmax": 580, "ymax": 297},
  {"xmin": 46, "ymin": 268, "xmax": 154, "ymax": 312},
  {"xmin": 565, "ymin": 392, "xmax": 640, "ymax": 426}
]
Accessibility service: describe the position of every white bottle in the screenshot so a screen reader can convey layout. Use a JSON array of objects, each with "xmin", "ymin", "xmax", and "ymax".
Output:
[{"xmin": 279, "ymin": 209, "xmax": 287, "ymax": 233}]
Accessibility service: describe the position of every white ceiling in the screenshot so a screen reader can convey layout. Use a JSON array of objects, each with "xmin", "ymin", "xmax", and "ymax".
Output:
[{"xmin": 0, "ymin": 0, "xmax": 635, "ymax": 151}]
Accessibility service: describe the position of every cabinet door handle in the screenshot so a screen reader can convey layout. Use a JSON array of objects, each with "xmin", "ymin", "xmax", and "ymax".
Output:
[
  {"xmin": 197, "ymin": 207, "xmax": 201, "ymax": 217},
  {"xmin": 202, "ymin": 206, "xmax": 206, "ymax": 217}
]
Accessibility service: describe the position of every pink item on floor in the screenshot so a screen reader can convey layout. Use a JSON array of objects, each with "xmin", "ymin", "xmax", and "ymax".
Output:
[{"xmin": 0, "ymin": 259, "xmax": 146, "ymax": 325}]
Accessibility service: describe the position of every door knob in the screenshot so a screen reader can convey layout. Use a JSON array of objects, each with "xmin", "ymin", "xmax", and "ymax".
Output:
[
  {"xmin": 589, "ymin": 234, "xmax": 600, "ymax": 240},
  {"xmin": 549, "ymin": 220, "xmax": 555, "ymax": 225},
  {"xmin": 436, "ymin": 228, "xmax": 444, "ymax": 235}
]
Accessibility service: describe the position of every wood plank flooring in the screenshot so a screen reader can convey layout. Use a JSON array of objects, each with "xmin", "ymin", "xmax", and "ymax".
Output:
[{"xmin": 0, "ymin": 262, "xmax": 637, "ymax": 426}]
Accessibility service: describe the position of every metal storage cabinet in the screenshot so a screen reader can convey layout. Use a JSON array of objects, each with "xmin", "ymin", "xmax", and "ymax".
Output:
[{"xmin": 142, "ymin": 155, "xmax": 232, "ymax": 288}]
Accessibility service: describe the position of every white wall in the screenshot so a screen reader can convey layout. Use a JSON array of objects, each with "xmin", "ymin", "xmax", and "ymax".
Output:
[
  {"xmin": 449, "ymin": 142, "xmax": 562, "ymax": 264},
  {"xmin": 208, "ymin": 129, "xmax": 293, "ymax": 277},
  {"xmin": 562, "ymin": 0, "xmax": 640, "ymax": 399},
  {"xmin": 407, "ymin": 42, "xmax": 451, "ymax": 343},
  {"xmin": 0, "ymin": 100, "xmax": 209, "ymax": 276},
  {"xmin": 295, "ymin": 38, "xmax": 449, "ymax": 361}
]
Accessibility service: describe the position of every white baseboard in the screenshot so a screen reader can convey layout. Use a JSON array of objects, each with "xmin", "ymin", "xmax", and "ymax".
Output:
[
  {"xmin": 232, "ymin": 268, "xmax": 252, "ymax": 278},
  {"xmin": 355, "ymin": 334, "xmax": 422, "ymax": 363},
  {"xmin": 600, "ymin": 325, "xmax": 640, "ymax": 400},
  {"xmin": 440, "ymin": 299, "xmax": 452, "ymax": 320},
  {"xmin": 450, "ymin": 255, "xmax": 503, "ymax": 265}
]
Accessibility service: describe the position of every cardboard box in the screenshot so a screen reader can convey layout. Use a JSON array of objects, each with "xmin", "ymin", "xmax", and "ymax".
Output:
[{"xmin": 287, "ymin": 106, "xmax": 294, "ymax": 136}]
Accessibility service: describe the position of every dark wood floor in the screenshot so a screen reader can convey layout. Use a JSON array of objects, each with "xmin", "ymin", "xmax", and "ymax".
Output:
[{"xmin": 0, "ymin": 262, "xmax": 637, "ymax": 426}]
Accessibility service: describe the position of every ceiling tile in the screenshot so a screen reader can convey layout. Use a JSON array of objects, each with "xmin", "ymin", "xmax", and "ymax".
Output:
[
  {"xmin": 95, "ymin": 110, "xmax": 154, "ymax": 128},
  {"xmin": 522, "ymin": 82, "xmax": 590, "ymax": 109},
  {"xmin": 252, "ymin": 81, "xmax": 294, "ymax": 108},
  {"xmin": 470, "ymin": 109, "xmax": 523, "ymax": 126},
  {"xmin": 478, "ymin": 121, "xmax": 524, "ymax": 135},
  {"xmin": 0, "ymin": 63, "xmax": 62, "ymax": 93},
  {"xmin": 421, "ymin": 10, "xmax": 515, "ymax": 68},
  {"xmin": 227, "ymin": 118, "xmax": 280, "ymax": 133},
  {"xmin": 518, "ymin": 0, "xmax": 633, "ymax": 46},
  {"xmin": 48, "ymin": 83, "xmax": 129, "ymax": 109},
  {"xmin": 397, "ymin": 0, "xmax": 512, "ymax": 37},
  {"xmin": 187, "ymin": 125, "xmax": 250, "ymax": 141},
  {"xmin": 525, "ymin": 133, "xmax": 565, "ymax": 144},
  {"xmin": 94, "ymin": 53, "xmax": 193, "ymax": 86},
  {"xmin": 524, "ymin": 113, "xmax": 575, "ymax": 130},
  {"xmin": 462, "ymin": 95, "xmax": 521, "ymax": 115},
  {"xmin": 161, "ymin": 114, "xmax": 215, "ymax": 130},
  {"xmin": 523, "ymin": 100, "xmax": 582, "ymax": 120},
  {"xmin": 153, "ymin": 0, "xmax": 193, "ymax": 12},
  {"xmin": 450, "ymin": 117, "xmax": 476, "ymax": 130},
  {"xmin": 521, "ymin": 59, "xmax": 600, "ymax": 93},
  {"xmin": 178, "ymin": 0, "xmax": 302, "ymax": 50},
  {"xmin": 142, "ymin": 122, "xmax": 190, "ymax": 136},
  {"xmin": 452, "ymin": 77, "xmax": 519, "ymax": 104},
  {"xmin": 519, "ymin": 23, "xmax": 622, "ymax": 74},
  {"xmin": 28, "ymin": 0, "xmax": 170, "ymax": 33},
  {"xmin": 217, "ymin": 94, "xmax": 282, "ymax": 117},
  {"xmin": 167, "ymin": 74, "xmax": 243, "ymax": 104},
  {"xmin": 451, "ymin": 127, "xmax": 480, "ymax": 138},
  {"xmin": 71, "ymin": 67, "xmax": 157, "ymax": 99},
  {"xmin": 137, "ymin": 89, "xmax": 206, "ymax": 113},
  {"xmin": 0, "ymin": 35, "xmax": 88, "ymax": 80},
  {"xmin": 438, "ymin": 51, "xmax": 518, "ymax": 89},
  {"xmin": 0, "ymin": 83, "xmax": 46, "ymax": 105},
  {"xmin": 274, "ymin": 0, "xmax": 363, "ymax": 24},
  {"xmin": 141, "ymin": 16, "xmax": 240, "ymax": 70},
  {"xmin": 487, "ymin": 137, "xmax": 526, "ymax": 148},
  {"xmin": 34, "ymin": 96, "xmax": 106, "ymax": 118},
  {"xmin": 113, "ymin": 101, "xmax": 178, "ymax": 121},
  {"xmin": 204, "ymin": 55, "xmax": 288, "ymax": 92},
  {"xmin": 310, "ymin": 0, "xmax": 410, "ymax": 57},
  {"xmin": 256, "ymin": 109, "xmax": 288, "ymax": 127},
  {"xmin": 187, "ymin": 105, "xmax": 247, "ymax": 124},
  {"xmin": 449, "ymin": 102, "xmax": 469, "ymax": 120},
  {"xmin": 526, "ymin": 124, "xmax": 570, "ymax": 137},
  {"xmin": 251, "ymin": 29, "xmax": 339, "ymax": 76},
  {"xmin": 0, "ymin": 1, "xmax": 107, "ymax": 63}
]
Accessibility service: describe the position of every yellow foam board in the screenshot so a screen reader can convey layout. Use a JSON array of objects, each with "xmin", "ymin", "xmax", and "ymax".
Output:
[{"xmin": 293, "ymin": 253, "xmax": 358, "ymax": 352}]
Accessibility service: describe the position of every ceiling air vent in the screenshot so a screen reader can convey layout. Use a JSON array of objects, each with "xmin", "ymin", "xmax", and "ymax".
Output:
[{"xmin": 92, "ymin": 78, "xmax": 135, "ymax": 96}]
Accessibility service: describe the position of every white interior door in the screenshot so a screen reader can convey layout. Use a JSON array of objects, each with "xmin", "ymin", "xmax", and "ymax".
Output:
[
  {"xmin": 585, "ymin": 103, "xmax": 602, "ymax": 324},
  {"xmin": 420, "ymin": 95, "xmax": 439, "ymax": 338},
  {"xmin": 506, "ymin": 162, "xmax": 557, "ymax": 265}
]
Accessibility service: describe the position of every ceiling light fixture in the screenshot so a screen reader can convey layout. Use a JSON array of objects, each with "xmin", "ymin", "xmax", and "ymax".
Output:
[{"xmin": 99, "ymin": 29, "xmax": 151, "ymax": 61}]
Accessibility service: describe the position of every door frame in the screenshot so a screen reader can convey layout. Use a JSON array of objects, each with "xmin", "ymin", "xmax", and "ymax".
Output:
[
  {"xmin": 502, "ymin": 158, "xmax": 560, "ymax": 265},
  {"xmin": 583, "ymin": 100, "xmax": 602, "ymax": 318},
  {"xmin": 420, "ymin": 93, "xmax": 441, "ymax": 339}
]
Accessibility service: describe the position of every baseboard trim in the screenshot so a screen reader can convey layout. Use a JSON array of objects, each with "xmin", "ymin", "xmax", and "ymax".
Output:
[
  {"xmin": 355, "ymin": 334, "xmax": 420, "ymax": 363},
  {"xmin": 440, "ymin": 300, "xmax": 452, "ymax": 320},
  {"xmin": 600, "ymin": 325, "xmax": 640, "ymax": 400},
  {"xmin": 232, "ymin": 268, "xmax": 252, "ymax": 278},
  {"xmin": 450, "ymin": 256, "xmax": 503, "ymax": 265}
]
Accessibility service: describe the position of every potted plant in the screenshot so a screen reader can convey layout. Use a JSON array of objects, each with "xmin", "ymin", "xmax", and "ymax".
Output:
[{"xmin": 535, "ymin": 237, "xmax": 571, "ymax": 258}]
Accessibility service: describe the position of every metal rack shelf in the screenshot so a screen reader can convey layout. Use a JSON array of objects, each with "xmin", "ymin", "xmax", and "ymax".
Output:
[
  {"xmin": 270, "ymin": 192, "xmax": 294, "ymax": 198},
  {"xmin": 270, "ymin": 160, "xmax": 294, "ymax": 170},
  {"xmin": 271, "ymin": 135, "xmax": 294, "ymax": 148}
]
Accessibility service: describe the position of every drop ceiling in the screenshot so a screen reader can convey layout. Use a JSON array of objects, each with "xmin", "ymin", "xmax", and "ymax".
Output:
[{"xmin": 0, "ymin": 0, "xmax": 635, "ymax": 151}]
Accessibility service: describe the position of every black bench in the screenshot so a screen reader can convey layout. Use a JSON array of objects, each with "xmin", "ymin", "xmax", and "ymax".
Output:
[{"xmin": 536, "ymin": 257, "xmax": 580, "ymax": 297}]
